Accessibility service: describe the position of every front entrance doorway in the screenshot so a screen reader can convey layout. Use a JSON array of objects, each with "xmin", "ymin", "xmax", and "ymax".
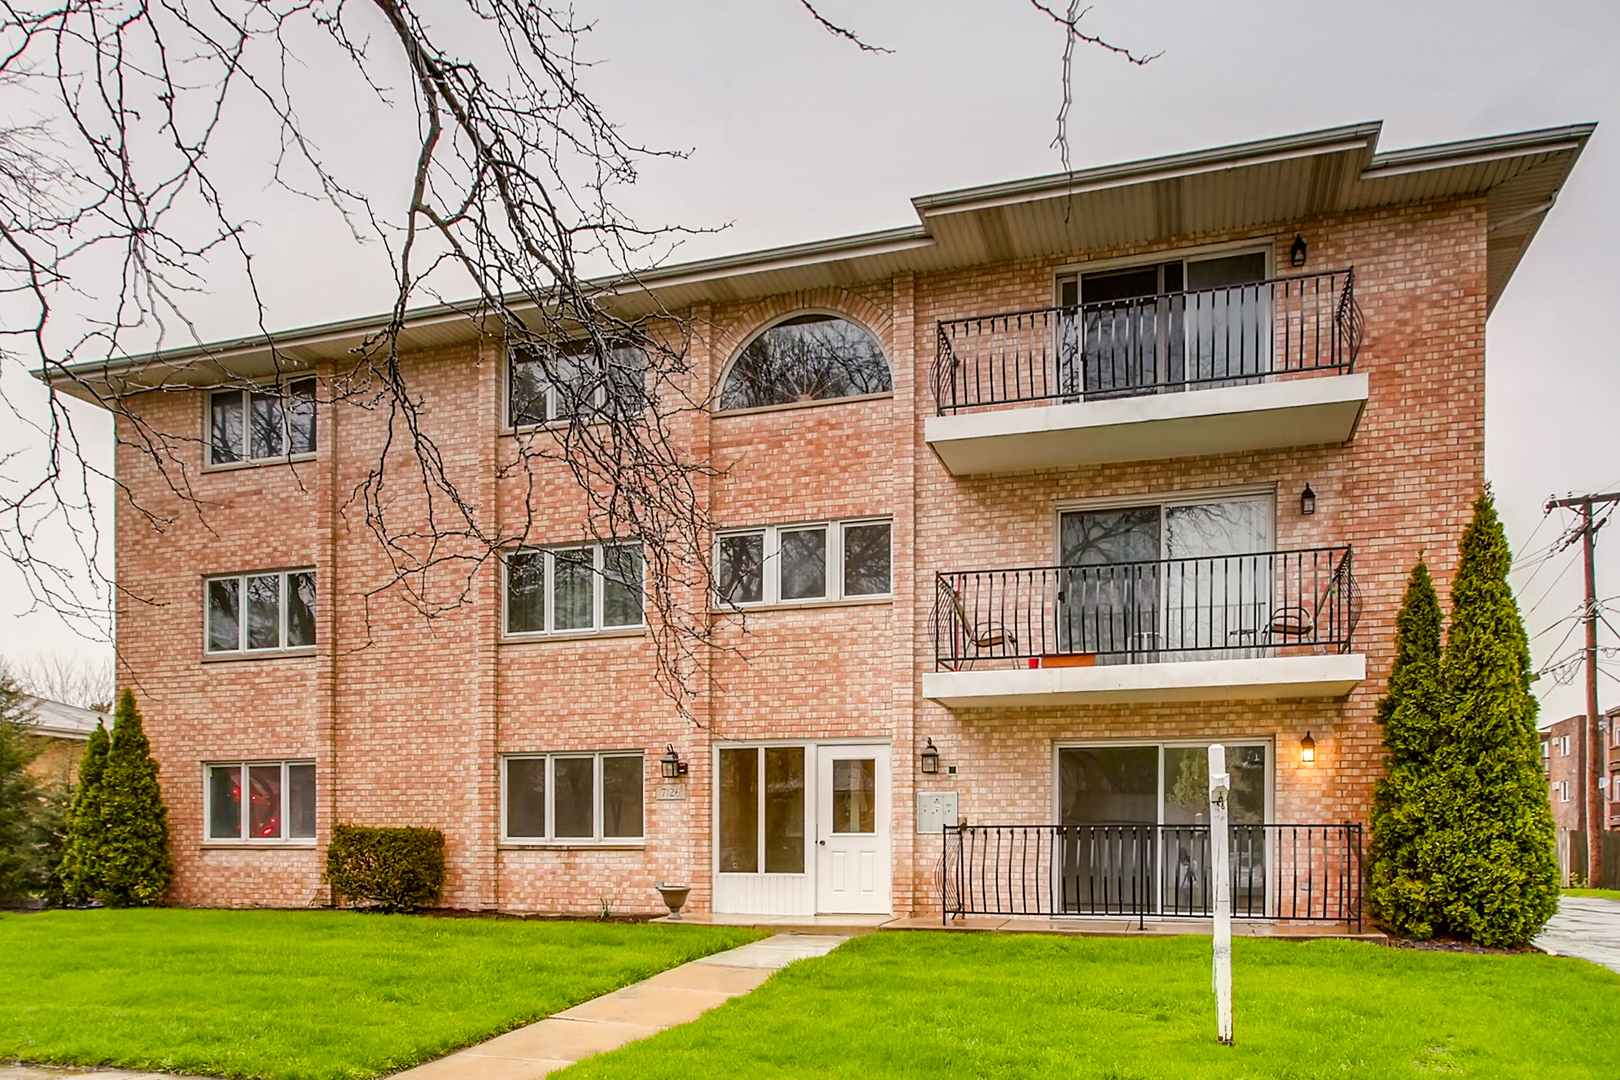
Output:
[
  {"xmin": 815, "ymin": 744, "xmax": 892, "ymax": 914},
  {"xmin": 713, "ymin": 741, "xmax": 892, "ymax": 917}
]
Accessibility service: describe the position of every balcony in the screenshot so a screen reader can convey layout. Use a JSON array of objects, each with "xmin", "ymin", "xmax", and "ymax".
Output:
[
  {"xmin": 923, "ymin": 547, "xmax": 1365, "ymax": 707},
  {"xmin": 926, "ymin": 269, "xmax": 1366, "ymax": 474}
]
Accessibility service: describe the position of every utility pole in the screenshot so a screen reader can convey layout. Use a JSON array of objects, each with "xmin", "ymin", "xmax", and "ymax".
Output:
[{"xmin": 1547, "ymin": 491, "xmax": 1620, "ymax": 886}]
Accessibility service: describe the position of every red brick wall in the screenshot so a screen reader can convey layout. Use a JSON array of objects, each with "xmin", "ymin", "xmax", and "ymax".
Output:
[{"xmin": 112, "ymin": 198, "xmax": 1488, "ymax": 917}]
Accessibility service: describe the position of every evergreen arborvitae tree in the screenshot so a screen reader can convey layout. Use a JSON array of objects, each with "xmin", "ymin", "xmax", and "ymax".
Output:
[
  {"xmin": 95, "ymin": 690, "xmax": 172, "ymax": 906},
  {"xmin": 1367, "ymin": 559, "xmax": 1448, "ymax": 938},
  {"xmin": 0, "ymin": 672, "xmax": 45, "ymax": 905},
  {"xmin": 1433, "ymin": 489, "xmax": 1559, "ymax": 946},
  {"xmin": 60, "ymin": 718, "xmax": 110, "ymax": 904}
]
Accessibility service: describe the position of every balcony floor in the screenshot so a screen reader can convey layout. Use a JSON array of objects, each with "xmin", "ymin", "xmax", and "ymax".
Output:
[
  {"xmin": 926, "ymin": 372, "xmax": 1368, "ymax": 474},
  {"xmin": 921, "ymin": 653, "xmax": 1366, "ymax": 707}
]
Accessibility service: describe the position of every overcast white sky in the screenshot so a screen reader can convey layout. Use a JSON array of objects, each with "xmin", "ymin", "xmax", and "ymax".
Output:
[{"xmin": 2, "ymin": 0, "xmax": 1617, "ymax": 722}]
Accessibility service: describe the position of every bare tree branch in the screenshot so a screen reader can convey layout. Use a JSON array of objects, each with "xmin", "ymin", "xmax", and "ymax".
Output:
[
  {"xmin": 1026, "ymin": 0, "xmax": 1161, "ymax": 172},
  {"xmin": 794, "ymin": 0, "xmax": 893, "ymax": 54}
]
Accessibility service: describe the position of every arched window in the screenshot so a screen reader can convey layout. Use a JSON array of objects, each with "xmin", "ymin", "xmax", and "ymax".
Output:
[{"xmin": 718, "ymin": 313, "xmax": 891, "ymax": 412}]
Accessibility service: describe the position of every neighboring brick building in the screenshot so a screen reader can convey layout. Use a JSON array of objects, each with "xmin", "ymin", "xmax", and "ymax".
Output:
[
  {"xmin": 49, "ymin": 121, "xmax": 1591, "ymax": 920},
  {"xmin": 1544, "ymin": 707, "xmax": 1620, "ymax": 841},
  {"xmin": 21, "ymin": 697, "xmax": 106, "ymax": 784}
]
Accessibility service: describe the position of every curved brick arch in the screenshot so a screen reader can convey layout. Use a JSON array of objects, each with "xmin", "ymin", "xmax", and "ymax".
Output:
[{"xmin": 711, "ymin": 287, "xmax": 896, "ymax": 395}]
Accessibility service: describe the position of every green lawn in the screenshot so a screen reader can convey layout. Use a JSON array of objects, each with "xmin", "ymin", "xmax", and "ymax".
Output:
[
  {"xmin": 557, "ymin": 932, "xmax": 1620, "ymax": 1080},
  {"xmin": 0, "ymin": 909, "xmax": 761, "ymax": 1080},
  {"xmin": 1564, "ymin": 887, "xmax": 1620, "ymax": 902}
]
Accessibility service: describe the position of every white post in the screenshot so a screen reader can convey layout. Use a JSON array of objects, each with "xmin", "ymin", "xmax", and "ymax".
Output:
[{"xmin": 1208, "ymin": 743, "xmax": 1233, "ymax": 1046}]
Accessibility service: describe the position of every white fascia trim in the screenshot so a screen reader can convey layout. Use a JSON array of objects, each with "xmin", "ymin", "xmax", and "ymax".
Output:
[
  {"xmin": 926, "ymin": 373, "xmax": 1369, "ymax": 446},
  {"xmin": 922, "ymin": 654, "xmax": 1366, "ymax": 707}
]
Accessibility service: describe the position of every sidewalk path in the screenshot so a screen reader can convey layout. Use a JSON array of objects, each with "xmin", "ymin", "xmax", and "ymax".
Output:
[
  {"xmin": 0, "ymin": 935, "xmax": 849, "ymax": 1080},
  {"xmin": 389, "ymin": 933, "xmax": 848, "ymax": 1079},
  {"xmin": 1534, "ymin": 895, "xmax": 1620, "ymax": 974}
]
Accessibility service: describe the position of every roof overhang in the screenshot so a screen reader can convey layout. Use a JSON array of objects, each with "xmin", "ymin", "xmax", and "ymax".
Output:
[{"xmin": 44, "ymin": 120, "xmax": 1593, "ymax": 407}]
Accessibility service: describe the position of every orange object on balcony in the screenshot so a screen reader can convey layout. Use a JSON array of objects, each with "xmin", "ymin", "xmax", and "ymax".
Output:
[{"xmin": 1036, "ymin": 653, "xmax": 1097, "ymax": 669}]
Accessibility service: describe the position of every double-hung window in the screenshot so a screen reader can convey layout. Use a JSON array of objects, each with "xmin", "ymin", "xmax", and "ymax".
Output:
[
  {"xmin": 502, "ymin": 752, "xmax": 644, "ymax": 843},
  {"xmin": 714, "ymin": 518, "xmax": 892, "ymax": 607},
  {"xmin": 209, "ymin": 379, "xmax": 317, "ymax": 465},
  {"xmin": 508, "ymin": 341, "xmax": 648, "ymax": 427},
  {"xmin": 504, "ymin": 543, "xmax": 644, "ymax": 636},
  {"xmin": 206, "ymin": 569, "xmax": 316, "ymax": 655},
  {"xmin": 206, "ymin": 760, "xmax": 316, "ymax": 842}
]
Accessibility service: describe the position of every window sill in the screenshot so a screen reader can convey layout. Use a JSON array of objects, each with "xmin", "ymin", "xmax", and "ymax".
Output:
[
  {"xmin": 201, "ymin": 841, "xmax": 318, "ymax": 850},
  {"xmin": 202, "ymin": 453, "xmax": 318, "ymax": 474},
  {"xmin": 498, "ymin": 841, "xmax": 647, "ymax": 851},
  {"xmin": 712, "ymin": 392, "xmax": 893, "ymax": 419},
  {"xmin": 712, "ymin": 595, "xmax": 893, "ymax": 615},
  {"xmin": 501, "ymin": 417, "xmax": 613, "ymax": 437},
  {"xmin": 203, "ymin": 648, "xmax": 317, "ymax": 663},
  {"xmin": 500, "ymin": 627, "xmax": 647, "ymax": 645}
]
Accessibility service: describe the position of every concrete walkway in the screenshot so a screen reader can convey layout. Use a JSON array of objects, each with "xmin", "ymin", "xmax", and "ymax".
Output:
[
  {"xmin": 0, "ymin": 935, "xmax": 849, "ymax": 1080},
  {"xmin": 389, "ymin": 934, "xmax": 847, "ymax": 1079},
  {"xmin": 1534, "ymin": 895, "xmax": 1620, "ymax": 974}
]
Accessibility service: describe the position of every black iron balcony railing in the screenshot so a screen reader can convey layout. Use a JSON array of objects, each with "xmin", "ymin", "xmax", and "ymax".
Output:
[
  {"xmin": 932, "ymin": 268, "xmax": 1362, "ymax": 414},
  {"xmin": 942, "ymin": 822, "xmax": 1364, "ymax": 930},
  {"xmin": 932, "ymin": 546, "xmax": 1359, "ymax": 670}
]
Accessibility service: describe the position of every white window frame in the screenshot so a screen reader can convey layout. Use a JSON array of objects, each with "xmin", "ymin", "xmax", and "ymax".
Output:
[
  {"xmin": 713, "ymin": 517, "xmax": 893, "ymax": 609},
  {"xmin": 1560, "ymin": 780, "xmax": 1572, "ymax": 803},
  {"xmin": 504, "ymin": 342, "xmax": 647, "ymax": 431},
  {"xmin": 203, "ymin": 759, "xmax": 317, "ymax": 845},
  {"xmin": 499, "ymin": 751, "xmax": 645, "ymax": 845},
  {"xmin": 502, "ymin": 542, "xmax": 645, "ymax": 639},
  {"xmin": 713, "ymin": 309, "xmax": 894, "ymax": 417},
  {"xmin": 204, "ymin": 568, "xmax": 316, "ymax": 656},
  {"xmin": 1562, "ymin": 735, "xmax": 1571, "ymax": 756},
  {"xmin": 206, "ymin": 378, "xmax": 318, "ymax": 467}
]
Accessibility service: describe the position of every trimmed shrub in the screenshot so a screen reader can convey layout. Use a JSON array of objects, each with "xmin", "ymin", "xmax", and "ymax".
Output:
[
  {"xmin": 60, "ymin": 718, "xmax": 109, "ymax": 904},
  {"xmin": 95, "ymin": 689, "xmax": 173, "ymax": 907},
  {"xmin": 1432, "ymin": 489, "xmax": 1559, "ymax": 946},
  {"xmin": 325, "ymin": 825, "xmax": 445, "ymax": 912},
  {"xmin": 1368, "ymin": 559, "xmax": 1447, "ymax": 938}
]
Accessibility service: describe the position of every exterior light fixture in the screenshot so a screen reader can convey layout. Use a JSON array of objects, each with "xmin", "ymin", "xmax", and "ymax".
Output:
[
  {"xmin": 1290, "ymin": 233, "xmax": 1308, "ymax": 268},
  {"xmin": 661, "ymin": 745, "xmax": 687, "ymax": 779},
  {"xmin": 1301, "ymin": 731, "xmax": 1317, "ymax": 764},
  {"xmin": 920, "ymin": 737, "xmax": 940, "ymax": 775},
  {"xmin": 1301, "ymin": 483, "xmax": 1316, "ymax": 516}
]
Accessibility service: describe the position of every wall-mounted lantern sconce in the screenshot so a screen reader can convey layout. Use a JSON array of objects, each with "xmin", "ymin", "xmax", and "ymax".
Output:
[
  {"xmin": 1301, "ymin": 731, "xmax": 1316, "ymax": 765},
  {"xmin": 661, "ymin": 744, "xmax": 688, "ymax": 779},
  {"xmin": 1301, "ymin": 483, "xmax": 1317, "ymax": 516},
  {"xmin": 1290, "ymin": 233, "xmax": 1308, "ymax": 268},
  {"xmin": 920, "ymin": 737, "xmax": 940, "ymax": 775}
]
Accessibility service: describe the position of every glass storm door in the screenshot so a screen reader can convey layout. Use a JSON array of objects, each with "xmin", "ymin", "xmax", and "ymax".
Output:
[{"xmin": 815, "ymin": 745, "xmax": 891, "ymax": 914}]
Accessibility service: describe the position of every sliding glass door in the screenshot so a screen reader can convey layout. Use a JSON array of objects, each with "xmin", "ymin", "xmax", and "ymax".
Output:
[
  {"xmin": 1056, "ymin": 742, "xmax": 1271, "ymax": 917},
  {"xmin": 1058, "ymin": 495, "xmax": 1272, "ymax": 663},
  {"xmin": 1055, "ymin": 250, "xmax": 1269, "ymax": 399}
]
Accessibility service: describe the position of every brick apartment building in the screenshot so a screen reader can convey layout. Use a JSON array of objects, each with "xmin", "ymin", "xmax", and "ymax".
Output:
[
  {"xmin": 49, "ymin": 121, "xmax": 1591, "ymax": 921},
  {"xmin": 1544, "ymin": 707, "xmax": 1620, "ymax": 839}
]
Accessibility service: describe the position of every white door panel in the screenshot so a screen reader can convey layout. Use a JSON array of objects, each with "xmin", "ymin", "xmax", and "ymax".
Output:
[{"xmin": 815, "ymin": 744, "xmax": 891, "ymax": 914}]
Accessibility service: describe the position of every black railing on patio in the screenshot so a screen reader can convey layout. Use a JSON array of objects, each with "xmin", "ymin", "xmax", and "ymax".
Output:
[
  {"xmin": 932, "ymin": 546, "xmax": 1360, "ymax": 670},
  {"xmin": 932, "ymin": 268, "xmax": 1362, "ymax": 414},
  {"xmin": 942, "ymin": 822, "xmax": 1363, "ymax": 930}
]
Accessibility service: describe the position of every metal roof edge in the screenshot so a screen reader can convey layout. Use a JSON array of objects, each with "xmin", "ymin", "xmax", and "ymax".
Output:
[{"xmin": 909, "ymin": 121, "xmax": 1386, "ymax": 216}]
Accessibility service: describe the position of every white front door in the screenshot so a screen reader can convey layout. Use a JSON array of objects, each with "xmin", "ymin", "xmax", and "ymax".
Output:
[{"xmin": 815, "ymin": 744, "xmax": 891, "ymax": 914}]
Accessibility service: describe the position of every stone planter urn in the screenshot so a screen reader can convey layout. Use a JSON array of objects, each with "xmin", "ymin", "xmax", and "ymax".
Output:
[{"xmin": 654, "ymin": 882, "xmax": 691, "ymax": 920}]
